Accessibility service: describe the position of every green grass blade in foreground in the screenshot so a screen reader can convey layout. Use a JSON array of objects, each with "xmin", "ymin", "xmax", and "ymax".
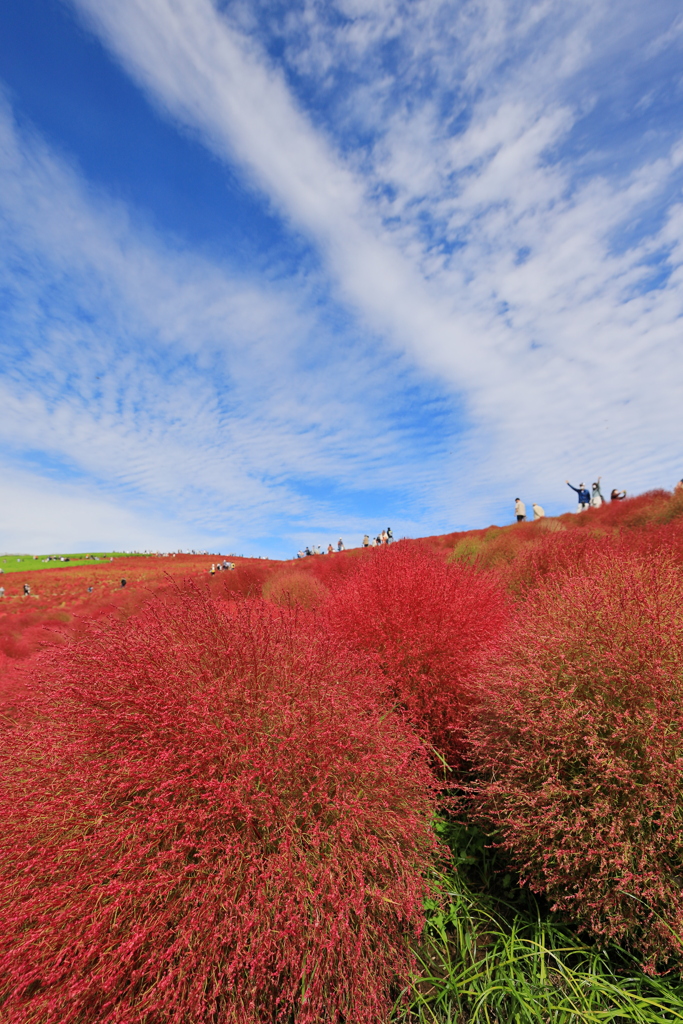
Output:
[{"xmin": 396, "ymin": 872, "xmax": 683, "ymax": 1023}]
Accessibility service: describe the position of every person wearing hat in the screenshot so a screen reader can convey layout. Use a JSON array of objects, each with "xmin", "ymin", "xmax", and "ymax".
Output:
[
  {"xmin": 532, "ymin": 502, "xmax": 545, "ymax": 519},
  {"xmin": 566, "ymin": 480, "xmax": 590, "ymax": 512}
]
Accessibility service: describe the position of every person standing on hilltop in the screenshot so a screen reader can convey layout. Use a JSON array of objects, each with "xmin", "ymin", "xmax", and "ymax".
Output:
[
  {"xmin": 337, "ymin": 538, "xmax": 345, "ymax": 551},
  {"xmin": 675, "ymin": 479, "xmax": 683, "ymax": 495},
  {"xmin": 362, "ymin": 535, "xmax": 369, "ymax": 548},
  {"xmin": 610, "ymin": 487, "xmax": 627, "ymax": 501},
  {"xmin": 591, "ymin": 477, "xmax": 605, "ymax": 508},
  {"xmin": 532, "ymin": 502, "xmax": 545, "ymax": 520},
  {"xmin": 566, "ymin": 480, "xmax": 591, "ymax": 512},
  {"xmin": 514, "ymin": 498, "xmax": 526, "ymax": 522}
]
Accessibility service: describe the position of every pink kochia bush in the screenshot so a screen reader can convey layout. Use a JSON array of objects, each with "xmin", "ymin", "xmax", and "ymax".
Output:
[
  {"xmin": 325, "ymin": 542, "xmax": 507, "ymax": 767},
  {"xmin": 467, "ymin": 546, "xmax": 683, "ymax": 968},
  {"xmin": 0, "ymin": 591, "xmax": 441, "ymax": 1024}
]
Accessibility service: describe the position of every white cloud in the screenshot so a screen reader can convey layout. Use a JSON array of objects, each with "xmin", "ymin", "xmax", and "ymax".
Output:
[
  {"xmin": 646, "ymin": 14, "xmax": 683, "ymax": 58},
  {"xmin": 3, "ymin": 0, "xmax": 683, "ymax": 557},
  {"xmin": 65, "ymin": 0, "xmax": 683, "ymax": 511},
  {"xmin": 0, "ymin": 98, "xmax": 457, "ymax": 552},
  {"xmin": 0, "ymin": 466, "xmax": 185, "ymax": 554}
]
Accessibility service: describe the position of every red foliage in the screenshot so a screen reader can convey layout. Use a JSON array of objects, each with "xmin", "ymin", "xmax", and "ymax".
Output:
[
  {"xmin": 451, "ymin": 489, "xmax": 683, "ymax": 596},
  {"xmin": 324, "ymin": 541, "xmax": 508, "ymax": 767},
  {"xmin": 467, "ymin": 545, "xmax": 683, "ymax": 968},
  {"xmin": 0, "ymin": 556, "xmax": 286, "ymax": 702},
  {"xmin": 0, "ymin": 590, "xmax": 441, "ymax": 1024},
  {"xmin": 585, "ymin": 489, "xmax": 680, "ymax": 531},
  {"xmin": 495, "ymin": 529, "xmax": 609, "ymax": 596},
  {"xmin": 262, "ymin": 569, "xmax": 329, "ymax": 609}
]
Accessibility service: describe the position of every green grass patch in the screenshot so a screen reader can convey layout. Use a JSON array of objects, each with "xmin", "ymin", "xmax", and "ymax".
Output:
[
  {"xmin": 400, "ymin": 874, "xmax": 683, "ymax": 1023},
  {"xmin": 396, "ymin": 822, "xmax": 683, "ymax": 1023},
  {"xmin": 0, "ymin": 552, "xmax": 152, "ymax": 574}
]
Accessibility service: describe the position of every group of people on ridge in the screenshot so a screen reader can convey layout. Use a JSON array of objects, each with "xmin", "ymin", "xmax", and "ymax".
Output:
[
  {"xmin": 514, "ymin": 477, "xmax": 628, "ymax": 522},
  {"xmin": 565, "ymin": 477, "xmax": 626, "ymax": 512},
  {"xmin": 297, "ymin": 528, "xmax": 393, "ymax": 559},
  {"xmin": 363, "ymin": 528, "xmax": 393, "ymax": 547}
]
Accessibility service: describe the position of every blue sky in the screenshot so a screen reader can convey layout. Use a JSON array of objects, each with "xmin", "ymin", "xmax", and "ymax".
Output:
[{"xmin": 1, "ymin": 0, "xmax": 682, "ymax": 556}]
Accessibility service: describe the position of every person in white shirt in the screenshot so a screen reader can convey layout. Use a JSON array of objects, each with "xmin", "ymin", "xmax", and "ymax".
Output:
[
  {"xmin": 532, "ymin": 503, "xmax": 545, "ymax": 519},
  {"xmin": 514, "ymin": 498, "xmax": 526, "ymax": 522}
]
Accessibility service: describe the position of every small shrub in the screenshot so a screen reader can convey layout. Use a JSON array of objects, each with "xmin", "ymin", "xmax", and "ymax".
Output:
[
  {"xmin": 534, "ymin": 516, "xmax": 566, "ymax": 533},
  {"xmin": 498, "ymin": 529, "xmax": 608, "ymax": 597},
  {"xmin": 450, "ymin": 536, "xmax": 485, "ymax": 565},
  {"xmin": 467, "ymin": 546, "xmax": 683, "ymax": 969},
  {"xmin": 214, "ymin": 561, "xmax": 271, "ymax": 598},
  {"xmin": 262, "ymin": 570, "xmax": 328, "ymax": 609},
  {"xmin": 325, "ymin": 542, "xmax": 507, "ymax": 767},
  {"xmin": 0, "ymin": 591, "xmax": 441, "ymax": 1024}
]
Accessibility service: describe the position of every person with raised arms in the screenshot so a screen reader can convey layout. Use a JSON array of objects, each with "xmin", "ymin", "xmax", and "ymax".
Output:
[{"xmin": 566, "ymin": 480, "xmax": 591, "ymax": 512}]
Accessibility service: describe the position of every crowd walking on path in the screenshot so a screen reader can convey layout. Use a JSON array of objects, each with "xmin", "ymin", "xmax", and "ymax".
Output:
[{"xmin": 297, "ymin": 528, "xmax": 393, "ymax": 558}]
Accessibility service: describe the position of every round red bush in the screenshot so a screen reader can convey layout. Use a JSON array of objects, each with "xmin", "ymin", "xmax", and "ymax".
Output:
[
  {"xmin": 0, "ymin": 591, "xmax": 441, "ymax": 1024},
  {"xmin": 262, "ymin": 569, "xmax": 329, "ymax": 609},
  {"xmin": 467, "ymin": 546, "xmax": 683, "ymax": 969},
  {"xmin": 324, "ymin": 541, "xmax": 507, "ymax": 767}
]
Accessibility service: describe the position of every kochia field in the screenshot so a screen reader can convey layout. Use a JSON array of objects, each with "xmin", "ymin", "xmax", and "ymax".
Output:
[{"xmin": 2, "ymin": 488, "xmax": 683, "ymax": 1023}]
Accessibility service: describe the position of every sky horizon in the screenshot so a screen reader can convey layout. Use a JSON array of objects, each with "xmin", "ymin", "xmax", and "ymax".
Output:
[{"xmin": 1, "ymin": 0, "xmax": 682, "ymax": 558}]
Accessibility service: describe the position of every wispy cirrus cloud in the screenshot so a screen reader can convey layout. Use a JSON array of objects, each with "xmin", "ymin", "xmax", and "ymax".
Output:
[
  {"xmin": 0, "ymin": 97, "xmax": 456, "ymax": 553},
  {"xmin": 2, "ymin": 0, "xmax": 683, "ymax": 556},
  {"xmin": 66, "ymin": 0, "xmax": 683, "ymax": 507}
]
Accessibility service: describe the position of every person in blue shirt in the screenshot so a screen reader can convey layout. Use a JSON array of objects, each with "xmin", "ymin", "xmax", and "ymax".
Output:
[{"xmin": 566, "ymin": 480, "xmax": 591, "ymax": 512}]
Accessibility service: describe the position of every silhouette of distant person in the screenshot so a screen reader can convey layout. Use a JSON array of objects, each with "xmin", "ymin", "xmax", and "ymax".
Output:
[
  {"xmin": 121, "ymin": 578, "xmax": 127, "ymax": 588},
  {"xmin": 362, "ymin": 535, "xmax": 369, "ymax": 547},
  {"xmin": 610, "ymin": 488, "xmax": 627, "ymax": 501},
  {"xmin": 337, "ymin": 538, "xmax": 345, "ymax": 551}
]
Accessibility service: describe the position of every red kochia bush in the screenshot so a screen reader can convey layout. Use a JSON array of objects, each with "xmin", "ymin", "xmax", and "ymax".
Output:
[
  {"xmin": 0, "ymin": 591, "xmax": 441, "ymax": 1024},
  {"xmin": 324, "ymin": 542, "xmax": 507, "ymax": 767},
  {"xmin": 467, "ymin": 547, "xmax": 683, "ymax": 968},
  {"xmin": 262, "ymin": 569, "xmax": 329, "ymax": 609}
]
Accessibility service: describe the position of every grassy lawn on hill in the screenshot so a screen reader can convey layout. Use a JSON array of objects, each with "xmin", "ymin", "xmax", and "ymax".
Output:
[{"xmin": 0, "ymin": 552, "xmax": 151, "ymax": 574}]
